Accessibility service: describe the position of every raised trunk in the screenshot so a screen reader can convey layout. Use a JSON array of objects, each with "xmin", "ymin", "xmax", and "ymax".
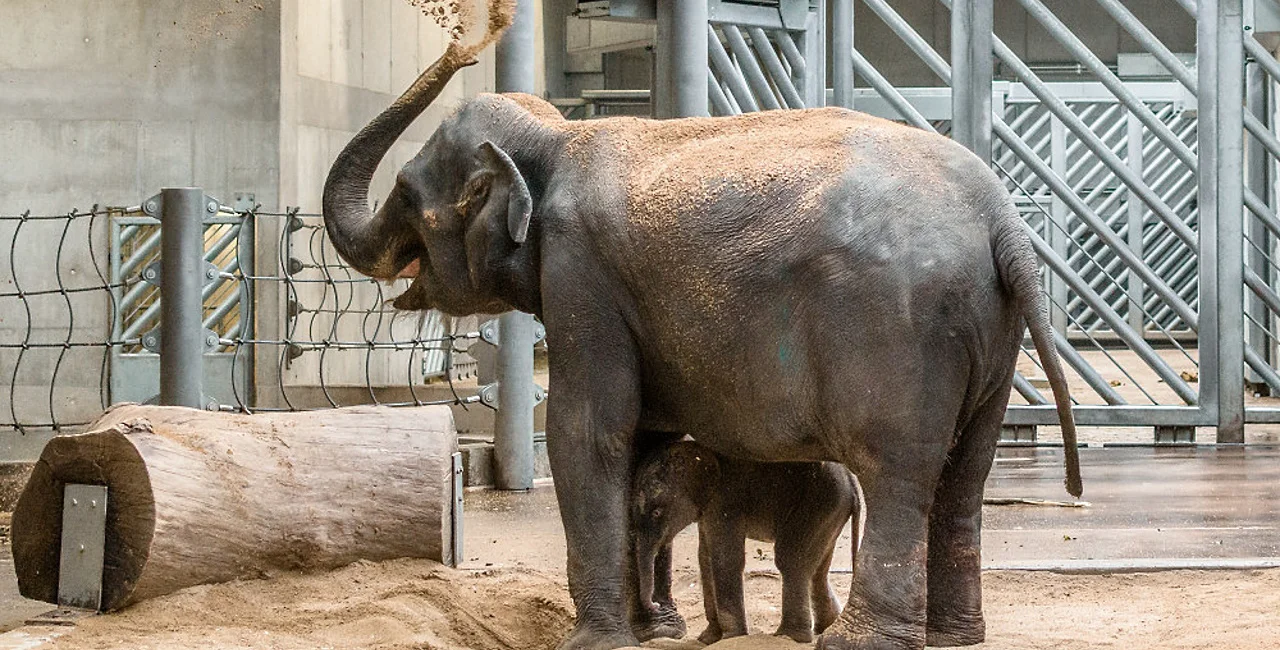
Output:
[{"xmin": 321, "ymin": 43, "xmax": 475, "ymax": 278}]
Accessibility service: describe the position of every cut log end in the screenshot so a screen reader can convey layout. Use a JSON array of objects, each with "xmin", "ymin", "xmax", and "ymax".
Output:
[
  {"xmin": 11, "ymin": 404, "xmax": 457, "ymax": 611},
  {"xmin": 12, "ymin": 420, "xmax": 156, "ymax": 609}
]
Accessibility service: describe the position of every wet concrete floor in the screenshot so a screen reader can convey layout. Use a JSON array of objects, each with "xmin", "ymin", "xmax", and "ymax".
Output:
[{"xmin": 3, "ymin": 445, "xmax": 1277, "ymax": 631}]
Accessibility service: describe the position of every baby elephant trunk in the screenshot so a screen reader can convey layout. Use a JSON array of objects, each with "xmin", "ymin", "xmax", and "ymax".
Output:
[{"xmin": 634, "ymin": 536, "xmax": 660, "ymax": 613}]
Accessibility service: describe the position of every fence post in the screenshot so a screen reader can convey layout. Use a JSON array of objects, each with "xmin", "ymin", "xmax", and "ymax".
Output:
[
  {"xmin": 492, "ymin": 0, "xmax": 539, "ymax": 491},
  {"xmin": 831, "ymin": 0, "xmax": 854, "ymax": 108},
  {"xmin": 951, "ymin": 0, "xmax": 994, "ymax": 164},
  {"xmin": 1215, "ymin": 0, "xmax": 1246, "ymax": 442},
  {"xmin": 158, "ymin": 188, "xmax": 209, "ymax": 408},
  {"xmin": 657, "ymin": 0, "xmax": 708, "ymax": 119}
]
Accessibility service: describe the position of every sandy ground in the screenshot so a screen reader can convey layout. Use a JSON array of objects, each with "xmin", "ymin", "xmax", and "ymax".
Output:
[
  {"xmin": 7, "ymin": 447, "xmax": 1280, "ymax": 649},
  {"xmin": 24, "ymin": 559, "xmax": 1280, "ymax": 650}
]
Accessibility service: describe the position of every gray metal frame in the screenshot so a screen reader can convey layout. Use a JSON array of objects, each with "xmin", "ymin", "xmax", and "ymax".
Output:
[{"xmin": 647, "ymin": 0, "xmax": 1280, "ymax": 440}]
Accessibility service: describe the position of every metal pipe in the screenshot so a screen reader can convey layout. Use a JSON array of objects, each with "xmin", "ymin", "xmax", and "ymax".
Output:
[
  {"xmin": 777, "ymin": 32, "xmax": 806, "ymax": 79},
  {"xmin": 951, "ymin": 0, "xmax": 994, "ymax": 163},
  {"xmin": 660, "ymin": 0, "xmax": 708, "ymax": 118},
  {"xmin": 1246, "ymin": 61, "xmax": 1272, "ymax": 388},
  {"xmin": 708, "ymin": 26, "xmax": 760, "ymax": 112},
  {"xmin": 1022, "ymin": 218, "xmax": 1199, "ymax": 404},
  {"xmin": 1127, "ymin": 112, "xmax": 1147, "ymax": 333},
  {"xmin": 994, "ymin": 119, "xmax": 1200, "ymax": 329},
  {"xmin": 1055, "ymin": 328, "xmax": 1128, "ymax": 405},
  {"xmin": 862, "ymin": 0, "xmax": 950, "ymax": 81},
  {"xmin": 746, "ymin": 27, "xmax": 805, "ymax": 108},
  {"xmin": 709, "ymin": 74, "xmax": 735, "ymax": 115},
  {"xmin": 831, "ymin": 0, "xmax": 853, "ymax": 108},
  {"xmin": 1094, "ymin": 0, "xmax": 1196, "ymax": 93},
  {"xmin": 159, "ymin": 188, "xmax": 206, "ymax": 408},
  {"xmin": 1013, "ymin": 373, "xmax": 1049, "ymax": 405},
  {"xmin": 493, "ymin": 0, "xmax": 538, "ymax": 490},
  {"xmin": 1216, "ymin": 0, "xmax": 1246, "ymax": 442},
  {"xmin": 986, "ymin": 30, "xmax": 1196, "ymax": 250},
  {"xmin": 721, "ymin": 25, "xmax": 781, "ymax": 110},
  {"xmin": 850, "ymin": 49, "xmax": 930, "ymax": 129}
]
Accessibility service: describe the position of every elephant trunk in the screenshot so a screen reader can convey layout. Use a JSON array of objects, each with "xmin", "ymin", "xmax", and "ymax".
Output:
[
  {"xmin": 634, "ymin": 538, "xmax": 659, "ymax": 614},
  {"xmin": 322, "ymin": 43, "xmax": 476, "ymax": 279}
]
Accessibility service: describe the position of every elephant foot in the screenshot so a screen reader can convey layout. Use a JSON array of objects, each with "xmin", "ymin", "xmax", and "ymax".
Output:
[
  {"xmin": 815, "ymin": 614, "xmax": 924, "ymax": 650},
  {"xmin": 774, "ymin": 626, "xmax": 814, "ymax": 644},
  {"xmin": 697, "ymin": 623, "xmax": 724, "ymax": 646},
  {"xmin": 924, "ymin": 613, "xmax": 985, "ymax": 647},
  {"xmin": 632, "ymin": 603, "xmax": 687, "ymax": 642},
  {"xmin": 556, "ymin": 624, "xmax": 639, "ymax": 650}
]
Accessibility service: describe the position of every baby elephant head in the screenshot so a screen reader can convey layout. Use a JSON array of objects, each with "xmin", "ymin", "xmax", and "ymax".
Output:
[{"xmin": 631, "ymin": 443, "xmax": 720, "ymax": 612}]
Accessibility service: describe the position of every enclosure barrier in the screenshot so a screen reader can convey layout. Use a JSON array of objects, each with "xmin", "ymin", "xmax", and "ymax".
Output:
[{"xmin": 1, "ymin": 192, "xmax": 544, "ymax": 466}]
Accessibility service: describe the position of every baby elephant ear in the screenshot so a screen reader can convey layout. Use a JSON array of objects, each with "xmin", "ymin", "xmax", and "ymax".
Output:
[{"xmin": 476, "ymin": 141, "xmax": 533, "ymax": 243}]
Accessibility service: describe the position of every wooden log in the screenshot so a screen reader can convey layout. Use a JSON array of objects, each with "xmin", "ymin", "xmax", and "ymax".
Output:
[{"xmin": 11, "ymin": 403, "xmax": 458, "ymax": 610}]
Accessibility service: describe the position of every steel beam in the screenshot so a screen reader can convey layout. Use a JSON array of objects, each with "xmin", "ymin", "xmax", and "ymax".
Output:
[
  {"xmin": 659, "ymin": 0, "xmax": 708, "ymax": 118},
  {"xmin": 1214, "ymin": 0, "xmax": 1246, "ymax": 443},
  {"xmin": 493, "ymin": 0, "xmax": 538, "ymax": 490},
  {"xmin": 1247, "ymin": 60, "xmax": 1276, "ymax": 391},
  {"xmin": 831, "ymin": 0, "xmax": 853, "ymax": 108},
  {"xmin": 159, "ymin": 188, "xmax": 207, "ymax": 408},
  {"xmin": 951, "ymin": 0, "xmax": 993, "ymax": 163}
]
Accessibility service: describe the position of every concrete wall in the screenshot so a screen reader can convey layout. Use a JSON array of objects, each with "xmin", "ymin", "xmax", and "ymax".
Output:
[
  {"xmin": 0, "ymin": 0, "xmax": 281, "ymax": 441},
  {"xmin": 267, "ymin": 0, "xmax": 547, "ymax": 396}
]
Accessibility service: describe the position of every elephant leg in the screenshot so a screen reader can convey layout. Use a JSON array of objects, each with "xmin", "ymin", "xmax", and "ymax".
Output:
[
  {"xmin": 696, "ymin": 526, "xmax": 724, "ymax": 645},
  {"xmin": 926, "ymin": 389, "xmax": 1006, "ymax": 647},
  {"xmin": 773, "ymin": 541, "xmax": 816, "ymax": 643},
  {"xmin": 817, "ymin": 442, "xmax": 947, "ymax": 650},
  {"xmin": 811, "ymin": 547, "xmax": 841, "ymax": 634},
  {"xmin": 705, "ymin": 520, "xmax": 750, "ymax": 641},
  {"xmin": 546, "ymin": 324, "xmax": 643, "ymax": 650}
]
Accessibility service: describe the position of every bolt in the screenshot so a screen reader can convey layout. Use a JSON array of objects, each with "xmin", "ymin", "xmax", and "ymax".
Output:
[
  {"xmin": 71, "ymin": 498, "xmax": 78, "ymax": 506},
  {"xmin": 205, "ymin": 267, "xmax": 217, "ymax": 280},
  {"xmin": 143, "ymin": 268, "xmax": 157, "ymax": 281},
  {"xmin": 90, "ymin": 500, "xmax": 98, "ymax": 508},
  {"xmin": 79, "ymin": 544, "xmax": 85, "ymax": 553},
  {"xmin": 144, "ymin": 336, "xmax": 157, "ymax": 348},
  {"xmin": 206, "ymin": 334, "xmax": 219, "ymax": 347},
  {"xmin": 206, "ymin": 200, "xmax": 218, "ymax": 213},
  {"xmin": 144, "ymin": 200, "xmax": 158, "ymax": 213}
]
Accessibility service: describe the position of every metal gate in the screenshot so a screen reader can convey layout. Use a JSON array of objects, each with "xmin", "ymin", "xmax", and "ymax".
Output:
[
  {"xmin": 840, "ymin": 0, "xmax": 1280, "ymax": 441},
  {"xmin": 579, "ymin": 0, "xmax": 1280, "ymax": 442}
]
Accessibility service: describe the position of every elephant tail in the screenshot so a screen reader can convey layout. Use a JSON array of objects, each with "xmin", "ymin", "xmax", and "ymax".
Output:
[{"xmin": 992, "ymin": 213, "xmax": 1083, "ymax": 498}]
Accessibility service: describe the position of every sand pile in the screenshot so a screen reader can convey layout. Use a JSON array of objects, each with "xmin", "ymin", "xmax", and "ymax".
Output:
[
  {"xmin": 34, "ymin": 562, "xmax": 1280, "ymax": 650},
  {"xmin": 44, "ymin": 559, "xmax": 573, "ymax": 650}
]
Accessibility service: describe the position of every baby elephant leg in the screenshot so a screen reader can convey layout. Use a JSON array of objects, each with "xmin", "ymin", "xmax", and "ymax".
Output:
[
  {"xmin": 811, "ymin": 548, "xmax": 842, "ymax": 634},
  {"xmin": 697, "ymin": 528, "xmax": 724, "ymax": 645},
  {"xmin": 703, "ymin": 521, "xmax": 750, "ymax": 642}
]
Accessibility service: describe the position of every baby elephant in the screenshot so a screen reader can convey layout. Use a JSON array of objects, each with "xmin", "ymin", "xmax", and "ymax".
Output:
[{"xmin": 631, "ymin": 441, "xmax": 862, "ymax": 644}]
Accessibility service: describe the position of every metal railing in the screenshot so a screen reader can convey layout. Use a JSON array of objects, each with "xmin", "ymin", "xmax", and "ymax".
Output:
[{"xmin": 2, "ymin": 192, "xmax": 541, "ymax": 462}]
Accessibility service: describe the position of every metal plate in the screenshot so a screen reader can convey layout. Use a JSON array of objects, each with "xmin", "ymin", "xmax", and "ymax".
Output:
[
  {"xmin": 450, "ymin": 452, "xmax": 464, "ymax": 568},
  {"xmin": 57, "ymin": 484, "xmax": 108, "ymax": 611}
]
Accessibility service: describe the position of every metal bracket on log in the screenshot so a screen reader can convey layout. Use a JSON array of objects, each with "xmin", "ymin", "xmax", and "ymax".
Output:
[
  {"xmin": 450, "ymin": 452, "xmax": 464, "ymax": 568},
  {"xmin": 56, "ymin": 484, "xmax": 108, "ymax": 612}
]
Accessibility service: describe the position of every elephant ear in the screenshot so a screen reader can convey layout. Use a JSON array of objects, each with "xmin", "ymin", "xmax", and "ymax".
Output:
[{"xmin": 463, "ymin": 141, "xmax": 533, "ymax": 287}]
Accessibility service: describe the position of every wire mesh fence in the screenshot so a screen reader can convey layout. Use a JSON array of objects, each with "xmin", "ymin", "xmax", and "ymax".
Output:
[{"xmin": 2, "ymin": 201, "xmax": 487, "ymax": 444}]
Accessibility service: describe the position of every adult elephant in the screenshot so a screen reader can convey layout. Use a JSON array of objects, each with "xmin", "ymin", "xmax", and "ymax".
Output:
[{"xmin": 323, "ymin": 43, "xmax": 1081, "ymax": 650}]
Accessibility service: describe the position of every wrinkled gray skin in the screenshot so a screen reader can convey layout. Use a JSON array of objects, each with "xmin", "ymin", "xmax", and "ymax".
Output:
[
  {"xmin": 322, "ymin": 46, "xmax": 1081, "ymax": 650},
  {"xmin": 632, "ymin": 441, "xmax": 861, "ymax": 644}
]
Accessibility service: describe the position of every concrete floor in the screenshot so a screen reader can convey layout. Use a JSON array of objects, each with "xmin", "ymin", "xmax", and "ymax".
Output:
[
  {"xmin": 456, "ymin": 445, "xmax": 1280, "ymax": 577},
  {"xmin": 3, "ymin": 445, "xmax": 1278, "ymax": 632}
]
